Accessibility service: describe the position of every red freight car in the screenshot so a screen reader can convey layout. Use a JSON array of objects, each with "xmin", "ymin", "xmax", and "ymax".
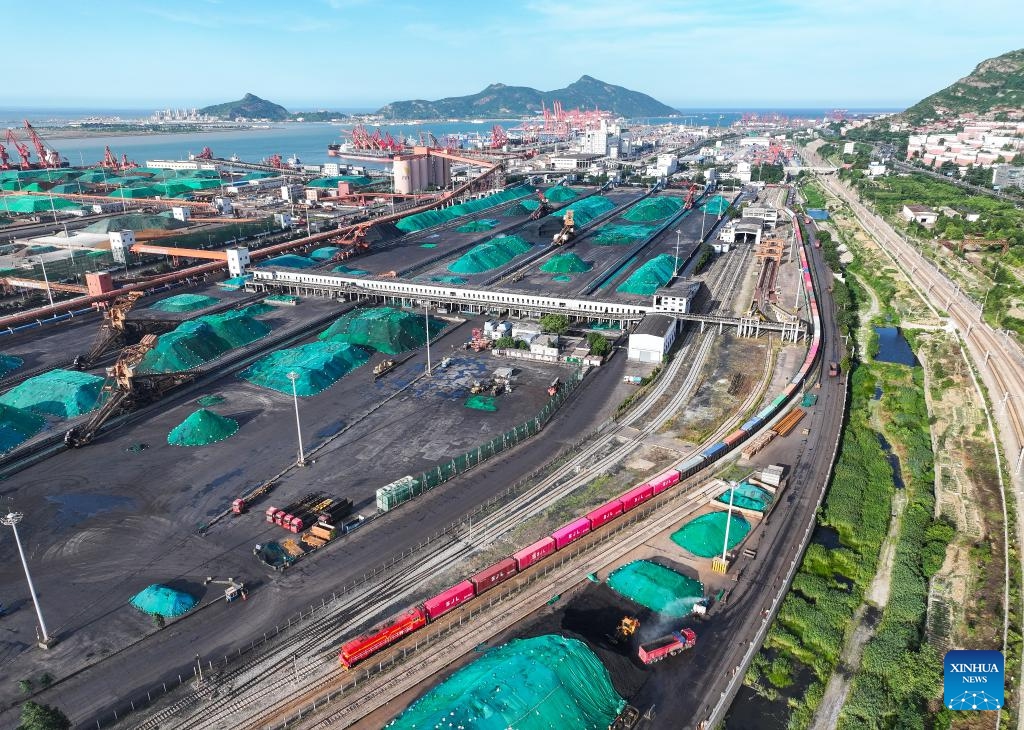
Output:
[
  {"xmin": 471, "ymin": 557, "xmax": 518, "ymax": 595},
  {"xmin": 339, "ymin": 606, "xmax": 427, "ymax": 668},
  {"xmin": 647, "ymin": 469, "xmax": 681, "ymax": 495},
  {"xmin": 513, "ymin": 536, "xmax": 556, "ymax": 571},
  {"xmin": 723, "ymin": 429, "xmax": 746, "ymax": 447},
  {"xmin": 618, "ymin": 484, "xmax": 654, "ymax": 512},
  {"xmin": 552, "ymin": 517, "xmax": 591, "ymax": 549},
  {"xmin": 586, "ymin": 500, "xmax": 624, "ymax": 530},
  {"xmin": 422, "ymin": 580, "xmax": 475, "ymax": 620}
]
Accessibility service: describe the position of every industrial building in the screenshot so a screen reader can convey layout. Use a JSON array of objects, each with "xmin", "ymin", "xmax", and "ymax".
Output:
[{"xmin": 627, "ymin": 313, "xmax": 677, "ymax": 362}]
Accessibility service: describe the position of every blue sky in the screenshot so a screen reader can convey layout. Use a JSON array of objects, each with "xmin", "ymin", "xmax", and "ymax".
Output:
[{"xmin": 7, "ymin": 0, "xmax": 1023, "ymax": 110}]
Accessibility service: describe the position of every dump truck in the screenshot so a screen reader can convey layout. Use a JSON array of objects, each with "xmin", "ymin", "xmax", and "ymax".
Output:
[
  {"xmin": 828, "ymin": 361, "xmax": 840, "ymax": 377},
  {"xmin": 638, "ymin": 627, "xmax": 697, "ymax": 664}
]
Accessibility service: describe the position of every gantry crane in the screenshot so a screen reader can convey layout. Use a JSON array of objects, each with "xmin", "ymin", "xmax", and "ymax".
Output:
[
  {"xmin": 74, "ymin": 291, "xmax": 145, "ymax": 369},
  {"xmin": 0, "ymin": 141, "xmax": 9, "ymax": 169},
  {"xmin": 22, "ymin": 120, "xmax": 65, "ymax": 167}
]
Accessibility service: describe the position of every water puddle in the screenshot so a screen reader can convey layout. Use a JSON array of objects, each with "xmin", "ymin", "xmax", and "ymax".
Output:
[
  {"xmin": 811, "ymin": 524, "xmax": 841, "ymax": 549},
  {"xmin": 47, "ymin": 493, "xmax": 135, "ymax": 530},
  {"xmin": 876, "ymin": 432, "xmax": 905, "ymax": 489},
  {"xmin": 874, "ymin": 327, "xmax": 919, "ymax": 366}
]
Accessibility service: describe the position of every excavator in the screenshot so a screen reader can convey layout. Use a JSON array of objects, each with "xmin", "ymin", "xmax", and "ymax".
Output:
[
  {"xmin": 551, "ymin": 209, "xmax": 575, "ymax": 246},
  {"xmin": 610, "ymin": 615, "xmax": 639, "ymax": 645},
  {"xmin": 65, "ymin": 334, "xmax": 194, "ymax": 447}
]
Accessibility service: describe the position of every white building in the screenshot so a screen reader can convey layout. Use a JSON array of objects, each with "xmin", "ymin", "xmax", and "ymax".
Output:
[
  {"xmin": 108, "ymin": 230, "xmax": 135, "ymax": 264},
  {"xmin": 627, "ymin": 314, "xmax": 677, "ymax": 363},
  {"xmin": 901, "ymin": 204, "xmax": 938, "ymax": 227},
  {"xmin": 145, "ymin": 159, "xmax": 219, "ymax": 171},
  {"xmin": 550, "ymin": 153, "xmax": 603, "ymax": 171},
  {"xmin": 993, "ymin": 164, "xmax": 1024, "ymax": 190},
  {"xmin": 842, "ymin": 142, "xmax": 856, "ymax": 155},
  {"xmin": 742, "ymin": 205, "xmax": 778, "ymax": 228},
  {"xmin": 654, "ymin": 154, "xmax": 678, "ymax": 177}
]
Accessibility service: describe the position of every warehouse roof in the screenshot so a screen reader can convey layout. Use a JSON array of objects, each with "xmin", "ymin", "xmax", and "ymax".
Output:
[{"xmin": 632, "ymin": 313, "xmax": 676, "ymax": 337}]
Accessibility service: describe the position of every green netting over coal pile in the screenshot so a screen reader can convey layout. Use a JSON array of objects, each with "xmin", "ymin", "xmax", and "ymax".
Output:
[
  {"xmin": 702, "ymin": 195, "xmax": 730, "ymax": 216},
  {"xmin": 220, "ymin": 275, "xmax": 251, "ymax": 290},
  {"xmin": 150, "ymin": 294, "xmax": 219, "ymax": 313},
  {"xmin": 129, "ymin": 584, "xmax": 197, "ymax": 618},
  {"xmin": 623, "ymin": 196, "xmax": 683, "ymax": 222},
  {"xmin": 0, "ymin": 369, "xmax": 104, "ymax": 419},
  {"xmin": 309, "ymin": 246, "xmax": 342, "ymax": 261},
  {"xmin": 430, "ymin": 275, "xmax": 466, "ymax": 284},
  {"xmin": 540, "ymin": 252, "xmax": 592, "ymax": 273},
  {"xmin": 616, "ymin": 254, "xmax": 676, "ymax": 296},
  {"xmin": 196, "ymin": 394, "xmax": 225, "ymax": 406},
  {"xmin": 549, "ymin": 195, "xmax": 615, "ymax": 227},
  {"xmin": 544, "ymin": 186, "xmax": 578, "ymax": 202},
  {"xmin": 606, "ymin": 560, "xmax": 704, "ymax": 617},
  {"xmin": 242, "ymin": 341, "xmax": 370, "ymax": 396},
  {"xmin": 0, "ymin": 403, "xmax": 46, "ymax": 453},
  {"xmin": 318, "ymin": 306, "xmax": 447, "ymax": 355},
  {"xmin": 671, "ymin": 512, "xmax": 751, "ymax": 558},
  {"xmin": 385, "ymin": 635, "xmax": 625, "ymax": 730},
  {"xmin": 0, "ymin": 354, "xmax": 24, "ymax": 378},
  {"xmin": 592, "ymin": 223, "xmax": 656, "ymax": 245},
  {"xmin": 332, "ymin": 265, "xmax": 369, "ymax": 276},
  {"xmin": 553, "ymin": 274, "xmax": 572, "ymax": 282},
  {"xmin": 465, "ymin": 395, "xmax": 498, "ymax": 411},
  {"xmin": 83, "ymin": 213, "xmax": 187, "ymax": 234},
  {"xmin": 167, "ymin": 408, "xmax": 239, "ymax": 447},
  {"xmin": 716, "ymin": 482, "xmax": 774, "ymax": 512},
  {"xmin": 396, "ymin": 185, "xmax": 532, "ymax": 233},
  {"xmin": 256, "ymin": 254, "xmax": 315, "ymax": 269},
  {"xmin": 503, "ymin": 199, "xmax": 541, "ymax": 216},
  {"xmin": 456, "ymin": 218, "xmax": 499, "ymax": 233},
  {"xmin": 138, "ymin": 308, "xmax": 272, "ymax": 373},
  {"xmin": 448, "ymin": 234, "xmax": 532, "ymax": 274}
]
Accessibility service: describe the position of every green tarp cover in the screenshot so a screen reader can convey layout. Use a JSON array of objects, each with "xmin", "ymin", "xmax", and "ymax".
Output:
[
  {"xmin": 319, "ymin": 306, "xmax": 447, "ymax": 355},
  {"xmin": 309, "ymin": 246, "xmax": 342, "ymax": 261},
  {"xmin": 138, "ymin": 308, "xmax": 272, "ymax": 373},
  {"xmin": 242, "ymin": 341, "xmax": 370, "ymax": 396},
  {"xmin": 606, "ymin": 560, "xmax": 704, "ymax": 617},
  {"xmin": 671, "ymin": 512, "xmax": 751, "ymax": 558},
  {"xmin": 623, "ymin": 196, "xmax": 683, "ymax": 222},
  {"xmin": 256, "ymin": 254, "xmax": 315, "ymax": 269},
  {"xmin": 332, "ymin": 265, "xmax": 369, "ymax": 276},
  {"xmin": 616, "ymin": 254, "xmax": 676, "ymax": 296},
  {"xmin": 395, "ymin": 185, "xmax": 532, "ymax": 233},
  {"xmin": 592, "ymin": 224, "xmax": 656, "ymax": 245},
  {"xmin": 167, "ymin": 408, "xmax": 239, "ymax": 447},
  {"xmin": 0, "ymin": 195, "xmax": 80, "ymax": 213},
  {"xmin": 448, "ymin": 234, "xmax": 531, "ymax": 274},
  {"xmin": 386, "ymin": 635, "xmax": 625, "ymax": 730},
  {"xmin": 0, "ymin": 354, "xmax": 24, "ymax": 378},
  {"xmin": 503, "ymin": 199, "xmax": 542, "ymax": 216},
  {"xmin": 716, "ymin": 482, "xmax": 774, "ymax": 512},
  {"xmin": 0, "ymin": 369, "xmax": 104, "ymax": 419},
  {"xmin": 0, "ymin": 402, "xmax": 46, "ymax": 453},
  {"xmin": 150, "ymin": 294, "xmax": 219, "ymax": 313},
  {"xmin": 540, "ymin": 252, "xmax": 592, "ymax": 273},
  {"xmin": 456, "ymin": 218, "xmax": 499, "ymax": 233},
  {"xmin": 465, "ymin": 395, "xmax": 498, "ymax": 411},
  {"xmin": 548, "ymin": 195, "xmax": 615, "ymax": 227},
  {"xmin": 108, "ymin": 186, "xmax": 159, "ymax": 199},
  {"xmin": 702, "ymin": 195, "xmax": 730, "ymax": 216},
  {"xmin": 129, "ymin": 584, "xmax": 197, "ymax": 617},
  {"xmin": 544, "ymin": 185, "xmax": 579, "ymax": 202}
]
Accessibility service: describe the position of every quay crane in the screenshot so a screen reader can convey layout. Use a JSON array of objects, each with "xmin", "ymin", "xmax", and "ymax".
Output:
[{"xmin": 4, "ymin": 128, "xmax": 33, "ymax": 169}]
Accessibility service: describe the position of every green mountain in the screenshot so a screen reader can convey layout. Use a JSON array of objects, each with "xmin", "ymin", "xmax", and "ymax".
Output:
[
  {"xmin": 200, "ymin": 93, "xmax": 290, "ymax": 121},
  {"xmin": 902, "ymin": 48, "xmax": 1024, "ymax": 123},
  {"xmin": 377, "ymin": 75, "xmax": 678, "ymax": 119}
]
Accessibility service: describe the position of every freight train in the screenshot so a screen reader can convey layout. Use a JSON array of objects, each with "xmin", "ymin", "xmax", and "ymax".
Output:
[{"xmin": 339, "ymin": 209, "xmax": 824, "ymax": 669}]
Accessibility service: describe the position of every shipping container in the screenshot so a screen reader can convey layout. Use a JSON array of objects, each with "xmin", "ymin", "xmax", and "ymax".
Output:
[
  {"xmin": 723, "ymin": 429, "xmax": 747, "ymax": 447},
  {"xmin": 770, "ymin": 394, "xmax": 787, "ymax": 408},
  {"xmin": 755, "ymin": 405, "xmax": 776, "ymax": 422},
  {"xmin": 586, "ymin": 500, "xmax": 624, "ymax": 530},
  {"xmin": 784, "ymin": 383, "xmax": 798, "ymax": 396},
  {"xmin": 513, "ymin": 536, "xmax": 557, "ymax": 571},
  {"xmin": 618, "ymin": 484, "xmax": 654, "ymax": 512},
  {"xmin": 423, "ymin": 580, "xmax": 475, "ymax": 620},
  {"xmin": 376, "ymin": 475, "xmax": 422, "ymax": 512},
  {"xmin": 552, "ymin": 517, "xmax": 591, "ymax": 549},
  {"xmin": 339, "ymin": 606, "xmax": 427, "ymax": 667},
  {"xmin": 648, "ymin": 469, "xmax": 681, "ymax": 495},
  {"xmin": 741, "ymin": 417, "xmax": 762, "ymax": 432},
  {"xmin": 701, "ymin": 442, "xmax": 727, "ymax": 460},
  {"xmin": 471, "ymin": 557, "xmax": 518, "ymax": 594},
  {"xmin": 677, "ymin": 456, "xmax": 705, "ymax": 477}
]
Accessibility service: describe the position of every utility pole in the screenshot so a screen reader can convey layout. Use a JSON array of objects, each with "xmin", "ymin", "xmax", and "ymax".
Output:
[
  {"xmin": 286, "ymin": 371, "xmax": 306, "ymax": 466},
  {"xmin": 2, "ymin": 511, "xmax": 55, "ymax": 648},
  {"xmin": 674, "ymin": 228, "xmax": 682, "ymax": 277}
]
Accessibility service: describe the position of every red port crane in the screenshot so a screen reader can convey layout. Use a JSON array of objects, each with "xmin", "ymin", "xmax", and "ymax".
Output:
[
  {"xmin": 266, "ymin": 154, "xmax": 283, "ymax": 169},
  {"xmin": 490, "ymin": 125, "xmax": 508, "ymax": 149},
  {"xmin": 195, "ymin": 146, "xmax": 214, "ymax": 160},
  {"xmin": 101, "ymin": 145, "xmax": 121, "ymax": 171},
  {"xmin": 0, "ymin": 141, "xmax": 9, "ymax": 169},
  {"xmin": 23, "ymin": 120, "xmax": 64, "ymax": 167},
  {"xmin": 683, "ymin": 183, "xmax": 699, "ymax": 210},
  {"xmin": 5, "ymin": 128, "xmax": 32, "ymax": 169}
]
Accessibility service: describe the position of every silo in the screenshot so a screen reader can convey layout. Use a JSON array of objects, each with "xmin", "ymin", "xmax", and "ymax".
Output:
[
  {"xmin": 393, "ymin": 159, "xmax": 412, "ymax": 195},
  {"xmin": 414, "ymin": 155, "xmax": 429, "ymax": 192}
]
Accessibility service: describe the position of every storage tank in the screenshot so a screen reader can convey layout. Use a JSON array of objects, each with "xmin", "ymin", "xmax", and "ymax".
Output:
[
  {"xmin": 393, "ymin": 159, "xmax": 413, "ymax": 195},
  {"xmin": 414, "ymin": 155, "xmax": 429, "ymax": 193}
]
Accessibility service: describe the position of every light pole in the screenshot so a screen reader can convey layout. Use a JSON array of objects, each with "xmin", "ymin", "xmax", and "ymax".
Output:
[
  {"xmin": 22, "ymin": 256, "xmax": 54, "ymax": 309},
  {"xmin": 674, "ymin": 228, "xmax": 682, "ymax": 277},
  {"xmin": 2, "ymin": 511, "xmax": 55, "ymax": 648},
  {"xmin": 424, "ymin": 301, "xmax": 432, "ymax": 376},
  {"xmin": 700, "ymin": 205, "xmax": 708, "ymax": 243},
  {"xmin": 286, "ymin": 371, "xmax": 305, "ymax": 466}
]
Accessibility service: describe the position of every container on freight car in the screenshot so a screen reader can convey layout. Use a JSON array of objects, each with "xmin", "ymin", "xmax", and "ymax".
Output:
[
  {"xmin": 552, "ymin": 517, "xmax": 592, "ymax": 549},
  {"xmin": 648, "ymin": 469, "xmax": 681, "ymax": 495},
  {"xmin": 232, "ymin": 498, "xmax": 246, "ymax": 515},
  {"xmin": 784, "ymin": 383, "xmax": 798, "ymax": 396},
  {"xmin": 741, "ymin": 417, "xmax": 762, "ymax": 433},
  {"xmin": 471, "ymin": 557, "xmax": 518, "ymax": 594},
  {"xmin": 265, "ymin": 507, "xmax": 279, "ymax": 523},
  {"xmin": 618, "ymin": 484, "xmax": 654, "ymax": 512},
  {"xmin": 701, "ymin": 442, "xmax": 727, "ymax": 460},
  {"xmin": 723, "ymin": 429, "xmax": 746, "ymax": 447},
  {"xmin": 677, "ymin": 456, "xmax": 705, "ymax": 477},
  {"xmin": 513, "ymin": 536, "xmax": 557, "ymax": 571},
  {"xmin": 423, "ymin": 580, "xmax": 475, "ymax": 620},
  {"xmin": 586, "ymin": 500, "xmax": 624, "ymax": 530},
  {"xmin": 755, "ymin": 405, "xmax": 775, "ymax": 422},
  {"xmin": 770, "ymin": 394, "xmax": 787, "ymax": 408},
  {"xmin": 339, "ymin": 606, "xmax": 427, "ymax": 668}
]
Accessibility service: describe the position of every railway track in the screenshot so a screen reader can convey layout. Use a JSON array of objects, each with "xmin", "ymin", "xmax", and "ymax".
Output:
[{"xmin": 128, "ymin": 238, "xmax": 757, "ymax": 729}]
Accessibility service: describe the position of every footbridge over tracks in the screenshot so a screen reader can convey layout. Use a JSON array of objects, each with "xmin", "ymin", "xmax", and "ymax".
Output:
[{"xmin": 247, "ymin": 269, "xmax": 807, "ymax": 340}]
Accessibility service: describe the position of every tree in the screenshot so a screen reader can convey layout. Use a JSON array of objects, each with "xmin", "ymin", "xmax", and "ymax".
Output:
[
  {"xmin": 18, "ymin": 702, "xmax": 71, "ymax": 730},
  {"xmin": 586, "ymin": 332, "xmax": 610, "ymax": 357},
  {"xmin": 539, "ymin": 314, "xmax": 569, "ymax": 335}
]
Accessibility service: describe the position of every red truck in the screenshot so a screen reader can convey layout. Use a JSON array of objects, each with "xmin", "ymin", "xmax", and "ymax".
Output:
[
  {"xmin": 638, "ymin": 627, "xmax": 697, "ymax": 664},
  {"xmin": 828, "ymin": 361, "xmax": 840, "ymax": 377}
]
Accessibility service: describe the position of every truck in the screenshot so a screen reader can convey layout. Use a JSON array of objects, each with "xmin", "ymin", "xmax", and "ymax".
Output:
[
  {"xmin": 622, "ymin": 375, "xmax": 643, "ymax": 385},
  {"xmin": 637, "ymin": 627, "xmax": 697, "ymax": 664},
  {"xmin": 828, "ymin": 361, "xmax": 840, "ymax": 377}
]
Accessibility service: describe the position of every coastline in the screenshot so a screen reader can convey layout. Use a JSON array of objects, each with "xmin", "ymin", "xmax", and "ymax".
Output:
[{"xmin": 38, "ymin": 126, "xmax": 258, "ymax": 140}]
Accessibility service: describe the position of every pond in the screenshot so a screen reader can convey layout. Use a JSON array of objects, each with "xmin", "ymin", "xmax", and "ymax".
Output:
[
  {"xmin": 874, "ymin": 327, "xmax": 919, "ymax": 366},
  {"xmin": 811, "ymin": 524, "xmax": 842, "ymax": 549},
  {"xmin": 876, "ymin": 432, "xmax": 906, "ymax": 490}
]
